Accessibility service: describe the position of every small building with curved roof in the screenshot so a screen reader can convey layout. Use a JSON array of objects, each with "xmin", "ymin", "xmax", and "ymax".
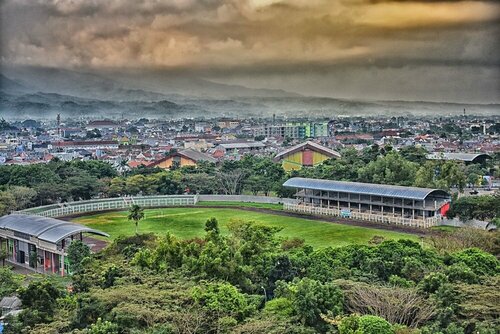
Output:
[
  {"xmin": 0, "ymin": 214, "xmax": 109, "ymax": 276},
  {"xmin": 427, "ymin": 152, "xmax": 491, "ymax": 164},
  {"xmin": 283, "ymin": 177, "xmax": 451, "ymax": 228}
]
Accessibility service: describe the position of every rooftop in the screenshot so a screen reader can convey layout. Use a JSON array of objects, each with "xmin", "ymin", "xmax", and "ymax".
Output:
[
  {"xmin": 283, "ymin": 177, "xmax": 450, "ymax": 201},
  {"xmin": 427, "ymin": 152, "xmax": 491, "ymax": 162},
  {"xmin": 275, "ymin": 141, "xmax": 341, "ymax": 161},
  {"xmin": 0, "ymin": 214, "xmax": 109, "ymax": 243}
]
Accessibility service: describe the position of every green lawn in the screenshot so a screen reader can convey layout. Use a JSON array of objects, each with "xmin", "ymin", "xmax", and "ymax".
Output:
[{"xmin": 73, "ymin": 208, "xmax": 418, "ymax": 248}]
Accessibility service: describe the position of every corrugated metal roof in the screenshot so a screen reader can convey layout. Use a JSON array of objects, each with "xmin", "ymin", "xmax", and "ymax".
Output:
[
  {"xmin": 178, "ymin": 149, "xmax": 217, "ymax": 163},
  {"xmin": 0, "ymin": 214, "xmax": 109, "ymax": 243},
  {"xmin": 283, "ymin": 177, "xmax": 450, "ymax": 200},
  {"xmin": 219, "ymin": 142, "xmax": 266, "ymax": 149},
  {"xmin": 427, "ymin": 152, "xmax": 491, "ymax": 162}
]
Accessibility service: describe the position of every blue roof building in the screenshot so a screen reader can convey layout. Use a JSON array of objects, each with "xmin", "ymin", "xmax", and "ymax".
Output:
[
  {"xmin": 283, "ymin": 177, "xmax": 451, "ymax": 228},
  {"xmin": 0, "ymin": 214, "xmax": 108, "ymax": 276}
]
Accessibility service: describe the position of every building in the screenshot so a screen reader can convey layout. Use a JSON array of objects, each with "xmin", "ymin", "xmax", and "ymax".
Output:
[
  {"xmin": 427, "ymin": 152, "xmax": 492, "ymax": 165},
  {"xmin": 289, "ymin": 122, "xmax": 329, "ymax": 138},
  {"xmin": 0, "ymin": 296, "xmax": 22, "ymax": 320},
  {"xmin": 274, "ymin": 141, "xmax": 341, "ymax": 171},
  {"xmin": 283, "ymin": 177, "xmax": 451, "ymax": 228},
  {"xmin": 0, "ymin": 214, "xmax": 109, "ymax": 276},
  {"xmin": 253, "ymin": 122, "xmax": 330, "ymax": 139},
  {"xmin": 149, "ymin": 149, "xmax": 217, "ymax": 169},
  {"xmin": 253, "ymin": 125, "xmax": 304, "ymax": 139},
  {"xmin": 217, "ymin": 119, "xmax": 241, "ymax": 129},
  {"xmin": 51, "ymin": 140, "xmax": 119, "ymax": 151}
]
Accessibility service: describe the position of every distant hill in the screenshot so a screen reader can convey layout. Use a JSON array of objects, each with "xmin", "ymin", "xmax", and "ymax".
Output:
[
  {"xmin": 1, "ymin": 66, "xmax": 499, "ymax": 119},
  {"xmin": 0, "ymin": 74, "xmax": 32, "ymax": 94}
]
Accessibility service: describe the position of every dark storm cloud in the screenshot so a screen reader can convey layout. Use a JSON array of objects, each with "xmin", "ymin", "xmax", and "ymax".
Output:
[{"xmin": 0, "ymin": 0, "xmax": 499, "ymax": 102}]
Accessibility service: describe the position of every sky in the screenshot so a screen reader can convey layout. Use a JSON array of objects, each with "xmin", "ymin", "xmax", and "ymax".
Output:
[{"xmin": 1, "ymin": 0, "xmax": 499, "ymax": 103}]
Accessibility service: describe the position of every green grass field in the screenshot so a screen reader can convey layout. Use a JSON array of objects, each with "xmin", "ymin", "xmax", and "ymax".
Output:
[{"xmin": 73, "ymin": 208, "xmax": 418, "ymax": 248}]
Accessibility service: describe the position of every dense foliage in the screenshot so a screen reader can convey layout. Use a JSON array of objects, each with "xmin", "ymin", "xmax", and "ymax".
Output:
[{"xmin": 3, "ymin": 218, "xmax": 499, "ymax": 334}]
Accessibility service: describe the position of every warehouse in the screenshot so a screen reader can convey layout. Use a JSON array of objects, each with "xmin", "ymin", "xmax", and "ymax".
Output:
[
  {"xmin": 283, "ymin": 177, "xmax": 451, "ymax": 228},
  {"xmin": 0, "ymin": 214, "xmax": 109, "ymax": 276}
]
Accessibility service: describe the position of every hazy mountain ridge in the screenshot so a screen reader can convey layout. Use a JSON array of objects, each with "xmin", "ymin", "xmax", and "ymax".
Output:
[{"xmin": 1, "ymin": 66, "xmax": 499, "ymax": 120}]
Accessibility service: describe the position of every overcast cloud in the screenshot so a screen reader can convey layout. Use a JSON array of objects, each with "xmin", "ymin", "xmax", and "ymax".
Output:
[{"xmin": 1, "ymin": 0, "xmax": 499, "ymax": 102}]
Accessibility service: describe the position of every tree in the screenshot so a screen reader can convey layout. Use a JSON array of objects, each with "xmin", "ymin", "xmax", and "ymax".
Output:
[
  {"xmin": 399, "ymin": 146, "xmax": 428, "ymax": 165},
  {"xmin": 0, "ymin": 248, "xmax": 7, "ymax": 266},
  {"xmin": 274, "ymin": 278, "xmax": 343, "ymax": 327},
  {"xmin": 0, "ymin": 191, "xmax": 16, "ymax": 215},
  {"xmin": 205, "ymin": 217, "xmax": 220, "ymax": 235},
  {"xmin": 18, "ymin": 280, "xmax": 62, "ymax": 323},
  {"xmin": 8, "ymin": 186, "xmax": 37, "ymax": 210},
  {"xmin": 67, "ymin": 240, "xmax": 91, "ymax": 274},
  {"xmin": 0, "ymin": 268, "xmax": 21, "ymax": 298},
  {"xmin": 357, "ymin": 152, "xmax": 418, "ymax": 186},
  {"xmin": 128, "ymin": 204, "xmax": 144, "ymax": 234},
  {"xmin": 191, "ymin": 282, "xmax": 251, "ymax": 321},
  {"xmin": 88, "ymin": 318, "xmax": 119, "ymax": 334},
  {"xmin": 340, "ymin": 281, "xmax": 437, "ymax": 328},
  {"xmin": 217, "ymin": 169, "xmax": 246, "ymax": 195},
  {"xmin": 338, "ymin": 314, "xmax": 394, "ymax": 334}
]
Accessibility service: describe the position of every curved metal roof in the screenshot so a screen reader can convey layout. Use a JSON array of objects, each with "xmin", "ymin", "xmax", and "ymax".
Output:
[
  {"xmin": 0, "ymin": 214, "xmax": 109, "ymax": 243},
  {"xmin": 427, "ymin": 152, "xmax": 491, "ymax": 162},
  {"xmin": 283, "ymin": 177, "xmax": 450, "ymax": 200}
]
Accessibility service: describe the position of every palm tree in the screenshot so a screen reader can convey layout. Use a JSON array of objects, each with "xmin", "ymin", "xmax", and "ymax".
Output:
[{"xmin": 128, "ymin": 204, "xmax": 144, "ymax": 234}]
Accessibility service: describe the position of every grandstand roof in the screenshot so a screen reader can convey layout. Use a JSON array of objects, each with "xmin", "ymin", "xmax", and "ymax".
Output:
[
  {"xmin": 0, "ymin": 214, "xmax": 109, "ymax": 243},
  {"xmin": 283, "ymin": 177, "xmax": 450, "ymax": 201}
]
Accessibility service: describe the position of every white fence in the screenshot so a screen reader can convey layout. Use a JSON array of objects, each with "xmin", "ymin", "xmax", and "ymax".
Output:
[
  {"xmin": 283, "ymin": 203, "xmax": 440, "ymax": 228},
  {"xmin": 12, "ymin": 195, "xmax": 297, "ymax": 219},
  {"xmin": 197, "ymin": 195, "xmax": 296, "ymax": 205},
  {"xmin": 15, "ymin": 195, "xmax": 198, "ymax": 218}
]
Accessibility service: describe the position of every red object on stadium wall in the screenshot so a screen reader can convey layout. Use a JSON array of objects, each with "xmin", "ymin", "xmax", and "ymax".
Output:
[{"xmin": 440, "ymin": 202, "xmax": 450, "ymax": 216}]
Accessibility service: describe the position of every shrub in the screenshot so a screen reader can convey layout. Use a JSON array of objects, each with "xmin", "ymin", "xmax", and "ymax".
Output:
[
  {"xmin": 418, "ymin": 272, "xmax": 448, "ymax": 294},
  {"xmin": 338, "ymin": 314, "xmax": 394, "ymax": 334},
  {"xmin": 450, "ymin": 248, "xmax": 499, "ymax": 277},
  {"xmin": 263, "ymin": 297, "xmax": 294, "ymax": 318}
]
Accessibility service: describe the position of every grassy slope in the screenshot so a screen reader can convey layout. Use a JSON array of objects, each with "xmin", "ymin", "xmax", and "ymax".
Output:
[{"xmin": 74, "ymin": 208, "xmax": 417, "ymax": 248}]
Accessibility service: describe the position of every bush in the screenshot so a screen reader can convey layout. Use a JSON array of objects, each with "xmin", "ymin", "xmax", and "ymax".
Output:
[
  {"xmin": 88, "ymin": 318, "xmax": 119, "ymax": 334},
  {"xmin": 338, "ymin": 314, "xmax": 394, "ymax": 334},
  {"xmin": 419, "ymin": 272, "xmax": 448, "ymax": 294},
  {"xmin": 445, "ymin": 263, "xmax": 479, "ymax": 284},
  {"xmin": 263, "ymin": 297, "xmax": 294, "ymax": 318},
  {"xmin": 450, "ymin": 248, "xmax": 499, "ymax": 276},
  {"xmin": 274, "ymin": 278, "xmax": 343, "ymax": 327},
  {"xmin": 191, "ymin": 282, "xmax": 252, "ymax": 320}
]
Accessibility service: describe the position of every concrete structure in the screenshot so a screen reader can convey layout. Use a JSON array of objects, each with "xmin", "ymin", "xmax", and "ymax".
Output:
[
  {"xmin": 274, "ymin": 141, "xmax": 341, "ymax": 171},
  {"xmin": 0, "ymin": 214, "xmax": 109, "ymax": 276},
  {"xmin": 283, "ymin": 177, "xmax": 451, "ymax": 228}
]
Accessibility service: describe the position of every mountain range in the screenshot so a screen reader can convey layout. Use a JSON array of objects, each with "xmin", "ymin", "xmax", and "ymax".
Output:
[{"xmin": 1, "ymin": 66, "xmax": 498, "ymax": 120}]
